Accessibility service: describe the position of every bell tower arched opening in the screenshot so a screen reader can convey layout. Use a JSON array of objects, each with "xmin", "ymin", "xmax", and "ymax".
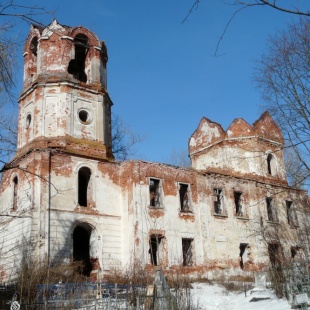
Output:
[
  {"xmin": 68, "ymin": 34, "xmax": 89, "ymax": 82},
  {"xmin": 73, "ymin": 225, "xmax": 92, "ymax": 276}
]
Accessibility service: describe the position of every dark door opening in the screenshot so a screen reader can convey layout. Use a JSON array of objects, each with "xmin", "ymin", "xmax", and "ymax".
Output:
[{"xmin": 73, "ymin": 226, "xmax": 92, "ymax": 276}]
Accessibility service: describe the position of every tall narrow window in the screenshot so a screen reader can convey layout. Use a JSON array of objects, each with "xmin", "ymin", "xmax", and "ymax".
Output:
[
  {"xmin": 234, "ymin": 192, "xmax": 243, "ymax": 217},
  {"xmin": 149, "ymin": 178, "xmax": 161, "ymax": 208},
  {"xmin": 179, "ymin": 183, "xmax": 191, "ymax": 212},
  {"xmin": 268, "ymin": 243, "xmax": 281, "ymax": 266},
  {"xmin": 68, "ymin": 34, "xmax": 89, "ymax": 83},
  {"xmin": 266, "ymin": 197, "xmax": 276, "ymax": 222},
  {"xmin": 286, "ymin": 201, "xmax": 297, "ymax": 226},
  {"xmin": 149, "ymin": 235, "xmax": 164, "ymax": 266},
  {"xmin": 12, "ymin": 176, "xmax": 18, "ymax": 210},
  {"xmin": 78, "ymin": 167, "xmax": 91, "ymax": 207},
  {"xmin": 182, "ymin": 238, "xmax": 193, "ymax": 266},
  {"xmin": 30, "ymin": 37, "xmax": 38, "ymax": 56},
  {"xmin": 267, "ymin": 153, "xmax": 273, "ymax": 175},
  {"xmin": 29, "ymin": 36, "xmax": 38, "ymax": 79},
  {"xmin": 213, "ymin": 188, "xmax": 224, "ymax": 215},
  {"xmin": 239, "ymin": 243, "xmax": 249, "ymax": 269}
]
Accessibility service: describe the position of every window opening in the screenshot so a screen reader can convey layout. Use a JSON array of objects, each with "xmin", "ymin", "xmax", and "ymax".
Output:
[
  {"xmin": 30, "ymin": 37, "xmax": 38, "ymax": 56},
  {"xmin": 266, "ymin": 197, "xmax": 276, "ymax": 222},
  {"xmin": 78, "ymin": 109, "xmax": 91, "ymax": 124},
  {"xmin": 73, "ymin": 226, "xmax": 92, "ymax": 276},
  {"xmin": 12, "ymin": 176, "xmax": 18, "ymax": 210},
  {"xmin": 179, "ymin": 183, "xmax": 190, "ymax": 212},
  {"xmin": 150, "ymin": 178, "xmax": 161, "ymax": 207},
  {"xmin": 25, "ymin": 114, "xmax": 32, "ymax": 128},
  {"xmin": 268, "ymin": 243, "xmax": 281, "ymax": 266},
  {"xmin": 182, "ymin": 238, "xmax": 193, "ymax": 266},
  {"xmin": 239, "ymin": 243, "xmax": 249, "ymax": 269},
  {"xmin": 286, "ymin": 201, "xmax": 297, "ymax": 226},
  {"xmin": 213, "ymin": 188, "xmax": 224, "ymax": 215},
  {"xmin": 234, "ymin": 192, "xmax": 243, "ymax": 217},
  {"xmin": 149, "ymin": 235, "xmax": 164, "ymax": 266},
  {"xmin": 267, "ymin": 153, "xmax": 273, "ymax": 175},
  {"xmin": 68, "ymin": 34, "xmax": 89, "ymax": 83},
  {"xmin": 78, "ymin": 167, "xmax": 91, "ymax": 207},
  {"xmin": 291, "ymin": 246, "xmax": 303, "ymax": 260}
]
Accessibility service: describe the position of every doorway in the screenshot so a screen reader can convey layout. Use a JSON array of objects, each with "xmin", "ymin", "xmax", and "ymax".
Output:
[{"xmin": 73, "ymin": 225, "xmax": 92, "ymax": 276}]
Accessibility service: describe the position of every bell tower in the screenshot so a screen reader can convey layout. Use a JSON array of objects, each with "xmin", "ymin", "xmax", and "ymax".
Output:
[
  {"xmin": 18, "ymin": 20, "xmax": 113, "ymax": 160},
  {"xmin": 0, "ymin": 21, "xmax": 118, "ymax": 280}
]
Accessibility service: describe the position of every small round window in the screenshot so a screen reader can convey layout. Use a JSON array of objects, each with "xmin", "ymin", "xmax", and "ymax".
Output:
[
  {"xmin": 78, "ymin": 109, "xmax": 92, "ymax": 124},
  {"xmin": 25, "ymin": 114, "xmax": 32, "ymax": 128}
]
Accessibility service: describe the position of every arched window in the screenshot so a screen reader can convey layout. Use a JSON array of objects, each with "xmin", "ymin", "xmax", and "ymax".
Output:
[
  {"xmin": 12, "ymin": 176, "xmax": 18, "ymax": 210},
  {"xmin": 78, "ymin": 167, "xmax": 91, "ymax": 207},
  {"xmin": 29, "ymin": 36, "xmax": 38, "ymax": 78},
  {"xmin": 30, "ymin": 37, "xmax": 38, "ymax": 56},
  {"xmin": 267, "ymin": 153, "xmax": 273, "ymax": 175},
  {"xmin": 68, "ymin": 34, "xmax": 89, "ymax": 83}
]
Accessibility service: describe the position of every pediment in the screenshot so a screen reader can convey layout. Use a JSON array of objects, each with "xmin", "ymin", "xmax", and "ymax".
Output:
[
  {"xmin": 253, "ymin": 111, "xmax": 284, "ymax": 143},
  {"xmin": 189, "ymin": 117, "xmax": 225, "ymax": 154},
  {"xmin": 226, "ymin": 118, "xmax": 255, "ymax": 138}
]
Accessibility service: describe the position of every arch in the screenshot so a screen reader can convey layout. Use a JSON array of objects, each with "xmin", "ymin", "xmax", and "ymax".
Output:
[
  {"xmin": 12, "ymin": 176, "xmax": 18, "ymax": 210},
  {"xmin": 78, "ymin": 167, "xmax": 91, "ymax": 207},
  {"xmin": 30, "ymin": 36, "xmax": 38, "ymax": 56},
  {"xmin": 267, "ymin": 153, "xmax": 277, "ymax": 176},
  {"xmin": 68, "ymin": 33, "xmax": 89, "ymax": 82},
  {"xmin": 26, "ymin": 35, "xmax": 39, "ymax": 79},
  {"xmin": 73, "ymin": 224, "xmax": 92, "ymax": 276}
]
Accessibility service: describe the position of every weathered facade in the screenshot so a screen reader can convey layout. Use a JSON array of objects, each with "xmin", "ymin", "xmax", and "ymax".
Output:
[{"xmin": 0, "ymin": 21, "xmax": 309, "ymax": 281}]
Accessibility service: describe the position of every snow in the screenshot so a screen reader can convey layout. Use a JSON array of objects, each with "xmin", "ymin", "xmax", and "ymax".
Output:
[{"xmin": 191, "ymin": 283, "xmax": 292, "ymax": 310}]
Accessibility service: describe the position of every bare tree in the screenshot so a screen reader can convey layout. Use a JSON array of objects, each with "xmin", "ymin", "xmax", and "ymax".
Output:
[
  {"xmin": 184, "ymin": 1, "xmax": 310, "ymax": 55},
  {"xmin": 112, "ymin": 114, "xmax": 143, "ymax": 161},
  {"xmin": 168, "ymin": 149, "xmax": 191, "ymax": 168},
  {"xmin": 0, "ymin": 1, "xmax": 51, "ymax": 163},
  {"xmin": 255, "ymin": 18, "xmax": 310, "ymax": 188},
  {"xmin": 184, "ymin": 0, "xmax": 310, "ymax": 23},
  {"xmin": 0, "ymin": 1, "xmax": 49, "ymax": 91},
  {"xmin": 284, "ymin": 148, "xmax": 309, "ymax": 188}
]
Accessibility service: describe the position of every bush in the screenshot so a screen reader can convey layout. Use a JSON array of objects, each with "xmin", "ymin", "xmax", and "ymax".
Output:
[{"xmin": 16, "ymin": 257, "xmax": 87, "ymax": 305}]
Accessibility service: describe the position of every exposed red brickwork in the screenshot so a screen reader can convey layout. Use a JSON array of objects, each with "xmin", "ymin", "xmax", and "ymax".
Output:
[
  {"xmin": 2, "ymin": 20, "xmax": 308, "ymax": 283},
  {"xmin": 253, "ymin": 111, "xmax": 284, "ymax": 144},
  {"xmin": 227, "ymin": 118, "xmax": 255, "ymax": 138},
  {"xmin": 52, "ymin": 154, "xmax": 73, "ymax": 176},
  {"xmin": 15, "ymin": 137, "xmax": 109, "ymax": 160},
  {"xmin": 148, "ymin": 208, "xmax": 165, "ymax": 218},
  {"xmin": 178, "ymin": 212, "xmax": 195, "ymax": 221},
  {"xmin": 23, "ymin": 21, "xmax": 107, "ymax": 91},
  {"xmin": 189, "ymin": 117, "xmax": 225, "ymax": 154}
]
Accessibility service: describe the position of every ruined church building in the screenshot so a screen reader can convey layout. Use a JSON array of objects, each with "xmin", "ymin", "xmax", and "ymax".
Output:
[{"xmin": 0, "ymin": 21, "xmax": 308, "ymax": 281}]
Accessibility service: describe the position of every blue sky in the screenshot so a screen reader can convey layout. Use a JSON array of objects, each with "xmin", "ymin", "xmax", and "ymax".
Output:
[{"xmin": 6, "ymin": 1, "xmax": 307, "ymax": 163}]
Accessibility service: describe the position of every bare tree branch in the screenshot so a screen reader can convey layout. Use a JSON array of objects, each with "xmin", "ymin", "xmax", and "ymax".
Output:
[
  {"xmin": 112, "ymin": 114, "xmax": 143, "ymax": 160},
  {"xmin": 255, "ymin": 18, "xmax": 310, "ymax": 188},
  {"xmin": 258, "ymin": 0, "xmax": 310, "ymax": 16},
  {"xmin": 182, "ymin": 0, "xmax": 200, "ymax": 24},
  {"xmin": 184, "ymin": 1, "xmax": 310, "ymax": 55}
]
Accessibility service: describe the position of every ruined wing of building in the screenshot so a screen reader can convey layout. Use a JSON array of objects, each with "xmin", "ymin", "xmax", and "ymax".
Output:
[{"xmin": 0, "ymin": 20, "xmax": 308, "ymax": 281}]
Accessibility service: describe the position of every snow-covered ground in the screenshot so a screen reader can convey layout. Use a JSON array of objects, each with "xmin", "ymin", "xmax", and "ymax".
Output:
[{"xmin": 191, "ymin": 283, "xmax": 292, "ymax": 310}]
